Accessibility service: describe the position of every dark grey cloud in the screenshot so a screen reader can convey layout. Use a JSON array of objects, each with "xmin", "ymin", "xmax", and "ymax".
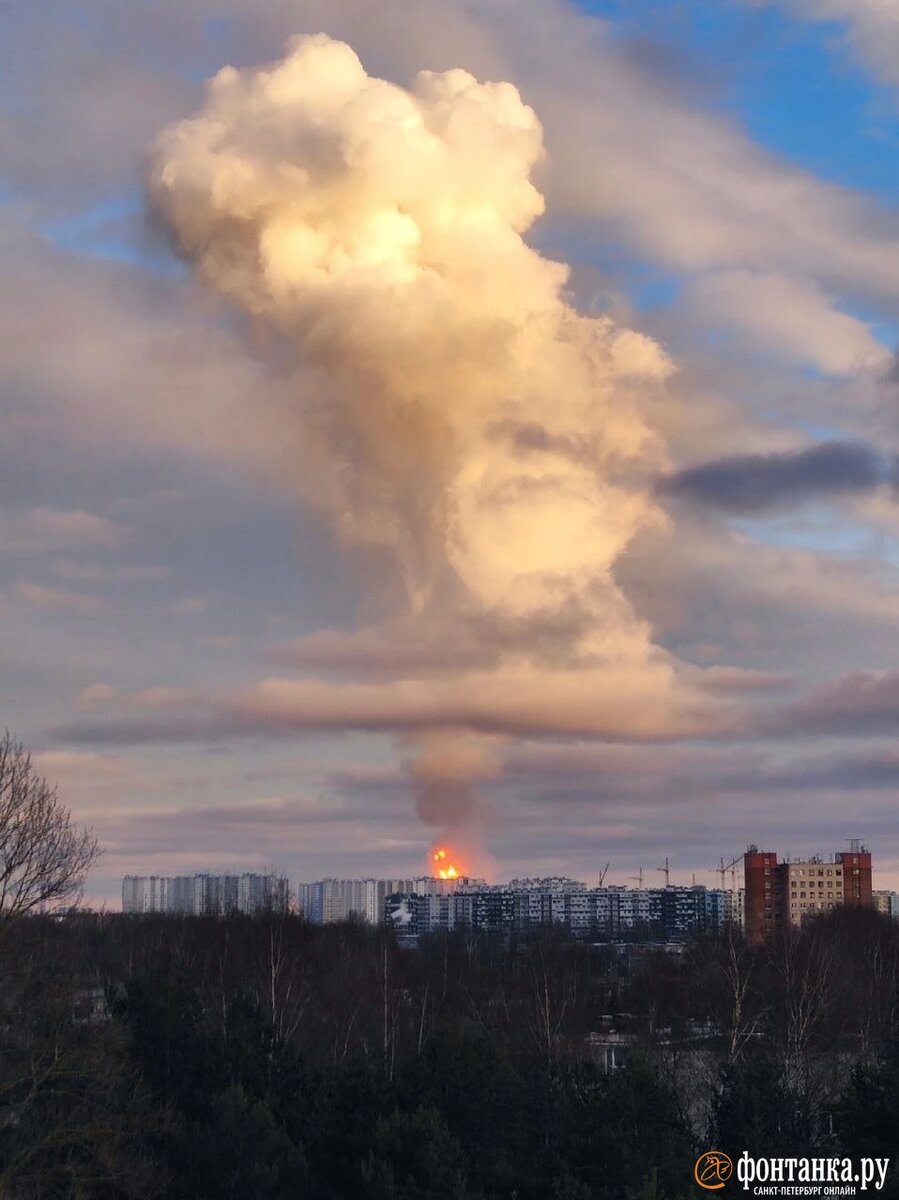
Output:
[
  {"xmin": 764, "ymin": 671, "xmax": 899, "ymax": 738},
  {"xmin": 660, "ymin": 441, "xmax": 890, "ymax": 513},
  {"xmin": 501, "ymin": 741, "xmax": 899, "ymax": 803}
]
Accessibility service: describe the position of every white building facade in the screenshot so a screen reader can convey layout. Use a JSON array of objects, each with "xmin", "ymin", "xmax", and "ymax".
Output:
[
  {"xmin": 122, "ymin": 873, "xmax": 289, "ymax": 915},
  {"xmin": 296, "ymin": 876, "xmax": 484, "ymax": 925}
]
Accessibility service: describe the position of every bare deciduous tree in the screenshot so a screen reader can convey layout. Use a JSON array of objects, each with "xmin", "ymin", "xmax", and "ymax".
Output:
[
  {"xmin": 719, "ymin": 928, "xmax": 767, "ymax": 1064},
  {"xmin": 0, "ymin": 731, "xmax": 99, "ymax": 919}
]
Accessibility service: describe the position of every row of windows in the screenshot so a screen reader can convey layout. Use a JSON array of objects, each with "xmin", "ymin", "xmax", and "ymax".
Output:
[{"xmin": 759, "ymin": 866, "xmax": 860, "ymax": 878}]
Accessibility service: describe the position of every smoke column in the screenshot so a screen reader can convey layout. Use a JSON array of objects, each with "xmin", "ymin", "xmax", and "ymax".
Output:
[{"xmin": 149, "ymin": 34, "xmax": 679, "ymax": 845}]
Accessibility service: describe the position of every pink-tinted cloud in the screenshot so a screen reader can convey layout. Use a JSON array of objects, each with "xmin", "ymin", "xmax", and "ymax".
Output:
[
  {"xmin": 12, "ymin": 580, "xmax": 106, "ymax": 615},
  {"xmin": 52, "ymin": 558, "xmax": 172, "ymax": 582},
  {"xmin": 52, "ymin": 661, "xmax": 724, "ymax": 745},
  {"xmin": 0, "ymin": 506, "xmax": 126, "ymax": 552}
]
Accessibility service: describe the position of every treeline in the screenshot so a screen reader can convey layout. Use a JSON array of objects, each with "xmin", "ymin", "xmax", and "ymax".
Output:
[{"xmin": 1, "ymin": 907, "xmax": 898, "ymax": 1198}]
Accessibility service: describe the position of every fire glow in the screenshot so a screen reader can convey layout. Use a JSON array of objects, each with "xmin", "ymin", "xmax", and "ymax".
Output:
[{"xmin": 432, "ymin": 848, "xmax": 461, "ymax": 881}]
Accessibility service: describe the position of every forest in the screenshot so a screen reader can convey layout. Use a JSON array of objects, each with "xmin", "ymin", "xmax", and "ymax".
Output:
[{"xmin": 1, "ymin": 905, "xmax": 898, "ymax": 1199}]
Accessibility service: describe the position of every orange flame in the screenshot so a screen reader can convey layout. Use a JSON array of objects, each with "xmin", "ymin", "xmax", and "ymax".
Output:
[{"xmin": 431, "ymin": 847, "xmax": 461, "ymax": 880}]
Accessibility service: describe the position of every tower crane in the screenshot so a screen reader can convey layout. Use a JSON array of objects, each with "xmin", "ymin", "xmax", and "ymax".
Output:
[{"xmin": 714, "ymin": 855, "xmax": 743, "ymax": 890}]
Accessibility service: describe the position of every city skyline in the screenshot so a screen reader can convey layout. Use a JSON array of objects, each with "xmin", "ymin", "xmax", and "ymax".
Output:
[
  {"xmin": 68, "ymin": 826, "xmax": 899, "ymax": 909},
  {"xmin": 119, "ymin": 839, "xmax": 894, "ymax": 907},
  {"xmin": 5, "ymin": 2, "xmax": 899, "ymax": 907}
]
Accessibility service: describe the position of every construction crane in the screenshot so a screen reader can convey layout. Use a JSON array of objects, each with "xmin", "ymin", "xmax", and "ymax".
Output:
[
  {"xmin": 597, "ymin": 862, "xmax": 610, "ymax": 887},
  {"xmin": 629, "ymin": 866, "xmax": 644, "ymax": 890},
  {"xmin": 715, "ymin": 855, "xmax": 743, "ymax": 891},
  {"xmin": 656, "ymin": 856, "xmax": 670, "ymax": 887}
]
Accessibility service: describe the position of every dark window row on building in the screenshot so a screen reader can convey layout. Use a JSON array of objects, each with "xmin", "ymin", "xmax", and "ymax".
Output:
[{"xmin": 386, "ymin": 884, "xmax": 736, "ymax": 942}]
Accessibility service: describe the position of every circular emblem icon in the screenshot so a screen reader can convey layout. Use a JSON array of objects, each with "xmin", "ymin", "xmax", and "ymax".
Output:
[{"xmin": 694, "ymin": 1151, "xmax": 734, "ymax": 1191}]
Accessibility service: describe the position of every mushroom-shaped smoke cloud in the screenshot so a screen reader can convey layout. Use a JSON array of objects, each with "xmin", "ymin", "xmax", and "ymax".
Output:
[{"xmin": 149, "ymin": 34, "xmax": 704, "ymax": 848}]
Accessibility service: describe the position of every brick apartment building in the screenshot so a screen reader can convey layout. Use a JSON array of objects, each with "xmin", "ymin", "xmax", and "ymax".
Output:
[{"xmin": 744, "ymin": 842, "xmax": 872, "ymax": 944}]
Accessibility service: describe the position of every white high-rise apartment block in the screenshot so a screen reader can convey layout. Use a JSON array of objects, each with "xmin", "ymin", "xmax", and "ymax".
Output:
[
  {"xmin": 723, "ymin": 888, "xmax": 745, "ymax": 929},
  {"xmin": 238, "ymin": 873, "xmax": 288, "ymax": 913},
  {"xmin": 296, "ymin": 876, "xmax": 483, "ymax": 925},
  {"xmin": 122, "ymin": 873, "xmax": 289, "ymax": 915},
  {"xmin": 872, "ymin": 889, "xmax": 890, "ymax": 915},
  {"xmin": 122, "ymin": 875, "xmax": 169, "ymax": 914}
]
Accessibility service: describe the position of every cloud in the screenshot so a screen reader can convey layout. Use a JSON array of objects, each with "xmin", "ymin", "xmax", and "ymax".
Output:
[
  {"xmin": 51, "ymin": 658, "xmax": 722, "ymax": 746},
  {"xmin": 11, "ymin": 580, "xmax": 106, "ymax": 615},
  {"xmin": 497, "ymin": 739, "xmax": 899, "ymax": 801},
  {"xmin": 30, "ymin": 749, "xmax": 152, "ymax": 832},
  {"xmin": 200, "ymin": 634, "xmax": 241, "ymax": 651},
  {"xmin": 75, "ymin": 683, "xmax": 192, "ymax": 711},
  {"xmin": 885, "ymin": 353, "xmax": 899, "ymax": 387},
  {"xmin": 766, "ymin": 671, "xmax": 899, "ymax": 737},
  {"xmin": 270, "ymin": 621, "xmax": 489, "ymax": 677},
  {"xmin": 684, "ymin": 271, "xmax": 891, "ymax": 374},
  {"xmin": 5, "ymin": 0, "xmax": 899, "ymax": 305},
  {"xmin": 0, "ymin": 507, "xmax": 127, "ymax": 553},
  {"xmin": 270, "ymin": 602, "xmax": 619, "ymax": 679},
  {"xmin": 0, "ymin": 0, "xmax": 195, "ymax": 203},
  {"xmin": 660, "ymin": 441, "xmax": 889, "ymax": 513},
  {"xmin": 170, "ymin": 595, "xmax": 207, "ymax": 616},
  {"xmin": 691, "ymin": 665, "xmax": 798, "ymax": 694},
  {"xmin": 757, "ymin": 0, "xmax": 899, "ymax": 89},
  {"xmin": 0, "ymin": 212, "xmax": 309, "ymax": 481},
  {"xmin": 76, "ymin": 683, "xmax": 119, "ymax": 710},
  {"xmin": 473, "ymin": 1, "xmax": 899, "ymax": 301},
  {"xmin": 52, "ymin": 558, "xmax": 172, "ymax": 582},
  {"xmin": 33, "ymin": 748, "xmax": 137, "ymax": 785},
  {"xmin": 617, "ymin": 512, "xmax": 899, "ymax": 678}
]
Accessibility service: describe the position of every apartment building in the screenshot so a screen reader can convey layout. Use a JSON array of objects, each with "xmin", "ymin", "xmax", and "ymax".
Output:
[
  {"xmin": 122, "ymin": 873, "xmax": 288, "ymax": 915},
  {"xmin": 744, "ymin": 844, "xmax": 872, "ymax": 945}
]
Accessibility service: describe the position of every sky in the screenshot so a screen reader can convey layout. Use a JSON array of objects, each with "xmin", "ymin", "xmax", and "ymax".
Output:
[{"xmin": 3, "ymin": 0, "xmax": 899, "ymax": 906}]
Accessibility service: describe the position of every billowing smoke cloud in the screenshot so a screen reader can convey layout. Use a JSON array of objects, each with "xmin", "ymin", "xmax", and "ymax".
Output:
[
  {"xmin": 406, "ymin": 731, "xmax": 501, "ymax": 831},
  {"xmin": 148, "ymin": 34, "xmax": 695, "ymax": 838}
]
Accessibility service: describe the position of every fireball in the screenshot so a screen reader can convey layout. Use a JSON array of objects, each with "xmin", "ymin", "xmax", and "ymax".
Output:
[{"xmin": 431, "ymin": 847, "xmax": 461, "ymax": 880}]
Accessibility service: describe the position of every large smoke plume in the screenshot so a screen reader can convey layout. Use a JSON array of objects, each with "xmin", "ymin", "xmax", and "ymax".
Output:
[{"xmin": 149, "ymin": 34, "xmax": 686, "ymax": 846}]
